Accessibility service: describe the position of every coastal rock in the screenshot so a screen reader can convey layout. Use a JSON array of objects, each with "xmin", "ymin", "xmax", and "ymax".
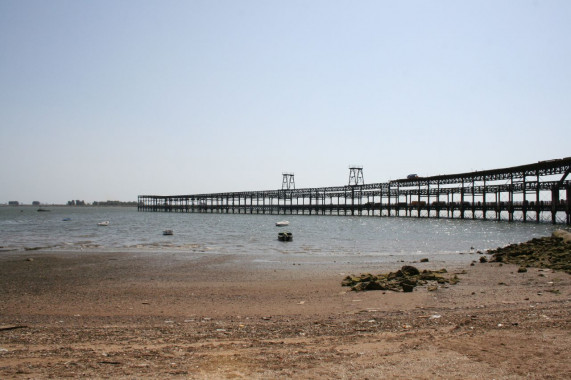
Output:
[
  {"xmin": 342, "ymin": 266, "xmax": 461, "ymax": 292},
  {"xmin": 449, "ymin": 275, "xmax": 460, "ymax": 285},
  {"xmin": 401, "ymin": 283, "xmax": 415, "ymax": 292},
  {"xmin": 488, "ymin": 233, "xmax": 571, "ymax": 274},
  {"xmin": 400, "ymin": 265, "xmax": 420, "ymax": 276},
  {"xmin": 552, "ymin": 229, "xmax": 571, "ymax": 244}
]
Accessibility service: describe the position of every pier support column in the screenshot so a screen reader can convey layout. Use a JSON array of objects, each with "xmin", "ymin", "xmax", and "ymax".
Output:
[
  {"xmin": 460, "ymin": 179, "xmax": 465, "ymax": 219},
  {"xmin": 482, "ymin": 180, "xmax": 486, "ymax": 220},
  {"xmin": 508, "ymin": 176, "xmax": 514, "ymax": 222},
  {"xmin": 536, "ymin": 171, "xmax": 541, "ymax": 223},
  {"xmin": 387, "ymin": 185, "xmax": 392, "ymax": 217},
  {"xmin": 551, "ymin": 187, "xmax": 558, "ymax": 224},
  {"xmin": 471, "ymin": 177, "xmax": 476, "ymax": 219},
  {"xmin": 496, "ymin": 189, "xmax": 501, "ymax": 221},
  {"xmin": 522, "ymin": 175, "xmax": 527, "ymax": 223},
  {"xmin": 567, "ymin": 186, "xmax": 571, "ymax": 225}
]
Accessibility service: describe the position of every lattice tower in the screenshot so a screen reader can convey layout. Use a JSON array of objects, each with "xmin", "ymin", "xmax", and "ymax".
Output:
[
  {"xmin": 348, "ymin": 166, "xmax": 364, "ymax": 186},
  {"xmin": 282, "ymin": 172, "xmax": 295, "ymax": 190}
]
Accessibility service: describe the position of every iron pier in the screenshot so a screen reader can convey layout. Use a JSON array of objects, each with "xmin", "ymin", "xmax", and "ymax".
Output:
[{"xmin": 138, "ymin": 157, "xmax": 571, "ymax": 225}]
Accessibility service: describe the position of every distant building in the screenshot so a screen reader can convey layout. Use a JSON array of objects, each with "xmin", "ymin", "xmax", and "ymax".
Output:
[
  {"xmin": 67, "ymin": 200, "xmax": 87, "ymax": 206},
  {"xmin": 32, "ymin": 201, "xmax": 40, "ymax": 206},
  {"xmin": 8, "ymin": 201, "xmax": 19, "ymax": 206}
]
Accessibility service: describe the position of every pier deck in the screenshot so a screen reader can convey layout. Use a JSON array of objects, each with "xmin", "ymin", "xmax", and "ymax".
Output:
[{"xmin": 139, "ymin": 157, "xmax": 571, "ymax": 225}]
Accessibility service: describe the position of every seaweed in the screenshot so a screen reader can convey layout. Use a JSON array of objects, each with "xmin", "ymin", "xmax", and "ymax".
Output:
[{"xmin": 342, "ymin": 266, "xmax": 459, "ymax": 292}]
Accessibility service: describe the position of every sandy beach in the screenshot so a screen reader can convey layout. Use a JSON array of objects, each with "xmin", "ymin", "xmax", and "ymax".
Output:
[{"xmin": 1, "ymin": 249, "xmax": 570, "ymax": 379}]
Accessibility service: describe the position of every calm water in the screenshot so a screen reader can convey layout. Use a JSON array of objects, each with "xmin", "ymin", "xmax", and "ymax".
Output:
[{"xmin": 0, "ymin": 206, "xmax": 560, "ymax": 263}]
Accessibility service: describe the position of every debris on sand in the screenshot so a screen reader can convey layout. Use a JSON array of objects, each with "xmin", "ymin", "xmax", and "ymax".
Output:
[
  {"xmin": 487, "ymin": 230, "xmax": 571, "ymax": 274},
  {"xmin": 0, "ymin": 325, "xmax": 27, "ymax": 331},
  {"xmin": 341, "ymin": 265, "xmax": 460, "ymax": 292}
]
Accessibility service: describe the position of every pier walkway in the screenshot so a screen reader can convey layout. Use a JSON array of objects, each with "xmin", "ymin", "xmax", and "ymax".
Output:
[{"xmin": 138, "ymin": 157, "xmax": 571, "ymax": 225}]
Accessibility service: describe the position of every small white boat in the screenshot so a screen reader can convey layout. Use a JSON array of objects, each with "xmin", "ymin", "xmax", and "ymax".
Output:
[
  {"xmin": 163, "ymin": 229, "xmax": 173, "ymax": 236},
  {"xmin": 97, "ymin": 221, "xmax": 109, "ymax": 226},
  {"xmin": 275, "ymin": 220, "xmax": 289, "ymax": 227}
]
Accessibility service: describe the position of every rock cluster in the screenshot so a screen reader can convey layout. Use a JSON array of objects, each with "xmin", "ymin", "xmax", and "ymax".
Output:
[
  {"xmin": 342, "ymin": 265, "xmax": 459, "ymax": 292},
  {"xmin": 488, "ymin": 229, "xmax": 571, "ymax": 274}
]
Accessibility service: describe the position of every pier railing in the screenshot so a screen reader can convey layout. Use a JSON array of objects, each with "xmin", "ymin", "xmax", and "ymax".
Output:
[{"xmin": 138, "ymin": 157, "xmax": 571, "ymax": 225}]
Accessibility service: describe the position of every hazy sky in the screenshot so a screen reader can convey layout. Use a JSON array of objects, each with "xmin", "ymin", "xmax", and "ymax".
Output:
[{"xmin": 1, "ymin": 1, "xmax": 570, "ymax": 204}]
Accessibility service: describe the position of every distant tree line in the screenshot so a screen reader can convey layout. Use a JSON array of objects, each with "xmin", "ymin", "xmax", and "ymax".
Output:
[
  {"xmin": 92, "ymin": 200, "xmax": 137, "ymax": 206},
  {"xmin": 4, "ymin": 200, "xmax": 136, "ymax": 206},
  {"xmin": 66, "ymin": 200, "xmax": 137, "ymax": 206}
]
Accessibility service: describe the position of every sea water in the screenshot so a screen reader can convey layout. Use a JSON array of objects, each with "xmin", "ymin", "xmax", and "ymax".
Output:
[{"xmin": 0, "ymin": 206, "xmax": 559, "ymax": 264}]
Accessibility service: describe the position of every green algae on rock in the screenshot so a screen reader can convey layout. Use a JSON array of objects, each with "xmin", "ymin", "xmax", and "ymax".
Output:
[
  {"xmin": 487, "ymin": 230, "xmax": 571, "ymax": 274},
  {"xmin": 341, "ymin": 266, "xmax": 460, "ymax": 292}
]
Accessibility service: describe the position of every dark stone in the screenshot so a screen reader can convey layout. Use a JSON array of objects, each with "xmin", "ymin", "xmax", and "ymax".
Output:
[
  {"xmin": 400, "ymin": 265, "xmax": 420, "ymax": 276},
  {"xmin": 402, "ymin": 283, "xmax": 414, "ymax": 292},
  {"xmin": 364, "ymin": 281, "xmax": 385, "ymax": 291}
]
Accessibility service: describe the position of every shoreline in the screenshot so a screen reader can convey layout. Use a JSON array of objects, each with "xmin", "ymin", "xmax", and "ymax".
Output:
[
  {"xmin": 0, "ymin": 245, "xmax": 484, "ymax": 267},
  {"xmin": 1, "ymin": 249, "xmax": 570, "ymax": 378}
]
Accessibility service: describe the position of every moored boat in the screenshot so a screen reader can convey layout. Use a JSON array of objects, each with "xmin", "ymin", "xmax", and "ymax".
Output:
[
  {"xmin": 278, "ymin": 232, "xmax": 293, "ymax": 242},
  {"xmin": 163, "ymin": 229, "xmax": 173, "ymax": 235},
  {"xmin": 97, "ymin": 221, "xmax": 109, "ymax": 226},
  {"xmin": 276, "ymin": 220, "xmax": 289, "ymax": 227}
]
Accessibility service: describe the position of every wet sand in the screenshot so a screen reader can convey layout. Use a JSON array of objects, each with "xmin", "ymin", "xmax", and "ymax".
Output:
[{"xmin": 1, "ymin": 250, "xmax": 570, "ymax": 379}]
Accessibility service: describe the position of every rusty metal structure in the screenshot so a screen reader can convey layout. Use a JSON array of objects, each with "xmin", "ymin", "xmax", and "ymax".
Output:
[
  {"xmin": 282, "ymin": 173, "xmax": 295, "ymax": 190},
  {"xmin": 138, "ymin": 157, "xmax": 571, "ymax": 224},
  {"xmin": 348, "ymin": 165, "xmax": 364, "ymax": 186}
]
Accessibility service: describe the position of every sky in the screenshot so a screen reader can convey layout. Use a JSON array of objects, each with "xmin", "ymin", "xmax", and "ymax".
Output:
[{"xmin": 1, "ymin": 0, "xmax": 570, "ymax": 204}]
